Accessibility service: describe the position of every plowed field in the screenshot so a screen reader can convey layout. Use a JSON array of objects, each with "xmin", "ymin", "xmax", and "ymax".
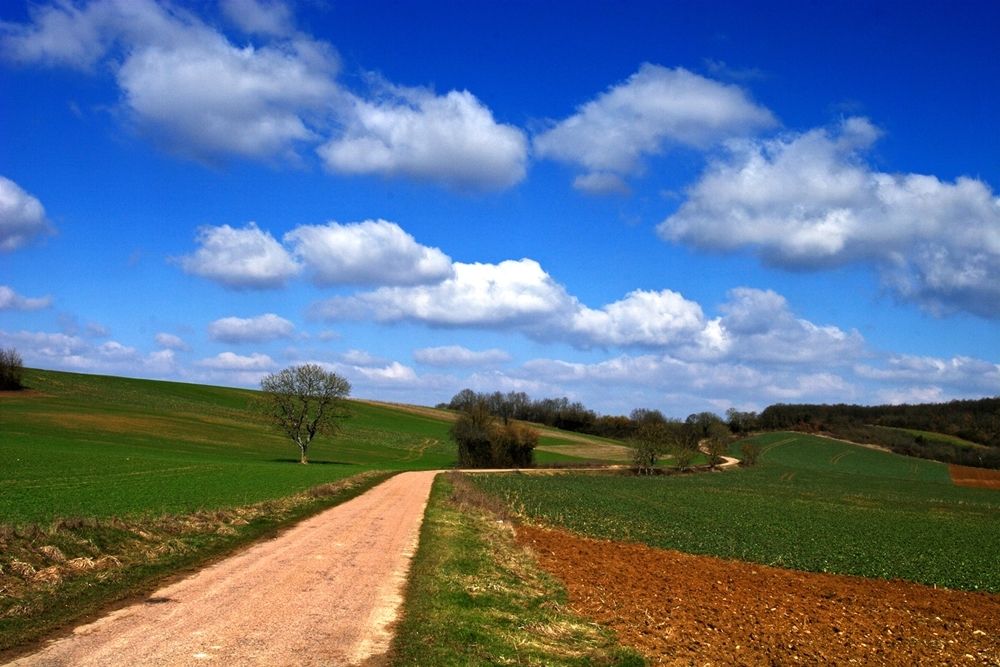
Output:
[
  {"xmin": 518, "ymin": 525, "xmax": 1000, "ymax": 666},
  {"xmin": 950, "ymin": 464, "xmax": 1000, "ymax": 490}
]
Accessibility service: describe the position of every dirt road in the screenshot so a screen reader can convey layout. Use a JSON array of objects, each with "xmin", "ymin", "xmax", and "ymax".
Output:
[{"xmin": 8, "ymin": 470, "xmax": 438, "ymax": 667}]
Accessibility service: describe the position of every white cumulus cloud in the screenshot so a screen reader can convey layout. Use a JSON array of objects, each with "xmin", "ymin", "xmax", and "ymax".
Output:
[
  {"xmin": 714, "ymin": 287, "xmax": 865, "ymax": 364},
  {"xmin": 285, "ymin": 219, "xmax": 453, "ymax": 286},
  {"xmin": 3, "ymin": 1, "xmax": 526, "ymax": 191},
  {"xmin": 177, "ymin": 223, "xmax": 300, "ymax": 289},
  {"xmin": 353, "ymin": 361, "xmax": 419, "ymax": 384},
  {"xmin": 2, "ymin": 0, "xmax": 338, "ymax": 162},
  {"xmin": 317, "ymin": 84, "xmax": 528, "ymax": 191},
  {"xmin": 855, "ymin": 354, "xmax": 1000, "ymax": 394},
  {"xmin": 312, "ymin": 259, "xmax": 576, "ymax": 328},
  {"xmin": 534, "ymin": 64, "xmax": 776, "ymax": 192},
  {"xmin": 413, "ymin": 345, "xmax": 511, "ymax": 367},
  {"xmin": 0, "ymin": 176, "xmax": 53, "ymax": 251},
  {"xmin": 0, "ymin": 285, "xmax": 52, "ymax": 311},
  {"xmin": 208, "ymin": 313, "xmax": 295, "ymax": 343},
  {"xmin": 154, "ymin": 332, "xmax": 188, "ymax": 351},
  {"xmin": 197, "ymin": 351, "xmax": 275, "ymax": 371},
  {"xmin": 569, "ymin": 289, "xmax": 707, "ymax": 348},
  {"xmin": 658, "ymin": 117, "xmax": 1000, "ymax": 318}
]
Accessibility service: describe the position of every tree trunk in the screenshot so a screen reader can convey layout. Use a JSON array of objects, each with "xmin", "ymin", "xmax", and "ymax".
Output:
[{"xmin": 299, "ymin": 443, "xmax": 308, "ymax": 464}]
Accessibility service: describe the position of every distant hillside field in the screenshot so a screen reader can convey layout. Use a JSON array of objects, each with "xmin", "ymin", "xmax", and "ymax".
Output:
[
  {"xmin": 0, "ymin": 370, "xmax": 452, "ymax": 524},
  {"xmin": 0, "ymin": 370, "xmax": 624, "ymax": 525},
  {"xmin": 472, "ymin": 432, "xmax": 1000, "ymax": 592}
]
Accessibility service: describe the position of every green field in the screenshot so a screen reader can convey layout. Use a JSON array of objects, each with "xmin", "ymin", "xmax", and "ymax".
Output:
[
  {"xmin": 0, "ymin": 369, "xmax": 623, "ymax": 525},
  {"xmin": 0, "ymin": 369, "xmax": 461, "ymax": 525},
  {"xmin": 471, "ymin": 432, "xmax": 1000, "ymax": 591}
]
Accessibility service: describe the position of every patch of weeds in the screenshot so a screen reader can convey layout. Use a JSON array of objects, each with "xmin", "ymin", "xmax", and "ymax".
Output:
[{"xmin": 389, "ymin": 472, "xmax": 644, "ymax": 666}]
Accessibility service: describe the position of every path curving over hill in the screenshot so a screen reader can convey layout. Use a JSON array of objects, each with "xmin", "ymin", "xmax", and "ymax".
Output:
[{"xmin": 7, "ymin": 471, "xmax": 438, "ymax": 667}]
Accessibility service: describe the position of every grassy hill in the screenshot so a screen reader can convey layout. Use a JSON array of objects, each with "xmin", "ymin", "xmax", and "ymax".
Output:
[
  {"xmin": 471, "ymin": 432, "xmax": 1000, "ymax": 591},
  {"xmin": 0, "ymin": 369, "xmax": 457, "ymax": 525},
  {"xmin": 0, "ymin": 369, "xmax": 625, "ymax": 525}
]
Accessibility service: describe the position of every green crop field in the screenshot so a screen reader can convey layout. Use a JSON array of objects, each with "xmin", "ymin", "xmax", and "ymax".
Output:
[
  {"xmin": 0, "ymin": 369, "xmax": 623, "ymax": 525},
  {"xmin": 471, "ymin": 432, "xmax": 1000, "ymax": 592},
  {"xmin": 0, "ymin": 369, "xmax": 462, "ymax": 525}
]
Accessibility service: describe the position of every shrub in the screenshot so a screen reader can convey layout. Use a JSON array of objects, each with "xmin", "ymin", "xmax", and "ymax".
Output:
[
  {"xmin": 0, "ymin": 347, "xmax": 24, "ymax": 390},
  {"xmin": 741, "ymin": 442, "xmax": 761, "ymax": 466},
  {"xmin": 451, "ymin": 401, "xmax": 537, "ymax": 468}
]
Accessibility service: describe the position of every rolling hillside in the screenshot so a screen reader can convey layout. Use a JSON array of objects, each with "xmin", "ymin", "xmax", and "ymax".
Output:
[{"xmin": 0, "ymin": 369, "xmax": 624, "ymax": 524}]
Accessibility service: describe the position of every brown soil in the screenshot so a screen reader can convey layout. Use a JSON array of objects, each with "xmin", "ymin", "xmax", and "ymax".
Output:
[
  {"xmin": 7, "ymin": 471, "xmax": 439, "ymax": 667},
  {"xmin": 950, "ymin": 464, "xmax": 1000, "ymax": 490},
  {"xmin": 357, "ymin": 399, "xmax": 458, "ymax": 422},
  {"xmin": 0, "ymin": 390, "xmax": 47, "ymax": 399},
  {"xmin": 517, "ymin": 524, "xmax": 1000, "ymax": 666}
]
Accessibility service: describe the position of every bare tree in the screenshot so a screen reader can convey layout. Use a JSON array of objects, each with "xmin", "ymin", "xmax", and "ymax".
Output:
[
  {"xmin": 631, "ymin": 422, "xmax": 670, "ymax": 474},
  {"xmin": 259, "ymin": 364, "xmax": 351, "ymax": 464}
]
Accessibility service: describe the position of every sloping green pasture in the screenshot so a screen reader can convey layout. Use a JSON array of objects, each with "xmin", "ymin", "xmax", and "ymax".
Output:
[
  {"xmin": 0, "ymin": 369, "xmax": 457, "ymax": 525},
  {"xmin": 472, "ymin": 432, "xmax": 1000, "ymax": 591}
]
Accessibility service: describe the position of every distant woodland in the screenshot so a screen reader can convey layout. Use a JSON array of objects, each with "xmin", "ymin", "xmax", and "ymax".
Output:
[
  {"xmin": 759, "ymin": 398, "xmax": 1000, "ymax": 468},
  {"xmin": 442, "ymin": 390, "xmax": 1000, "ymax": 469}
]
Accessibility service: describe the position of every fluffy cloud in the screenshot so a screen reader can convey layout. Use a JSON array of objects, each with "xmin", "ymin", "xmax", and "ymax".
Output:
[
  {"xmin": 855, "ymin": 354, "xmax": 1000, "ymax": 394},
  {"xmin": 413, "ymin": 345, "xmax": 511, "ymax": 367},
  {"xmin": 208, "ymin": 313, "xmax": 294, "ymax": 343},
  {"xmin": 534, "ymin": 64, "xmax": 775, "ymax": 191},
  {"xmin": 569, "ymin": 289, "xmax": 707, "ymax": 348},
  {"xmin": 714, "ymin": 288, "xmax": 864, "ymax": 364},
  {"xmin": 338, "ymin": 349, "xmax": 388, "ymax": 367},
  {"xmin": 312, "ymin": 252, "xmax": 861, "ymax": 364},
  {"xmin": 520, "ymin": 353, "xmax": 857, "ymax": 411},
  {"xmin": 117, "ymin": 35, "xmax": 337, "ymax": 161},
  {"xmin": 154, "ymin": 332, "xmax": 188, "ymax": 351},
  {"xmin": 658, "ymin": 117, "xmax": 1000, "ymax": 318},
  {"xmin": 177, "ymin": 223, "xmax": 299, "ymax": 289},
  {"xmin": 313, "ymin": 259, "xmax": 576, "ymax": 328},
  {"xmin": 285, "ymin": 220, "xmax": 453, "ymax": 286},
  {"xmin": 353, "ymin": 361, "xmax": 419, "ymax": 384},
  {"xmin": 2, "ymin": 0, "xmax": 337, "ymax": 162},
  {"xmin": 196, "ymin": 351, "xmax": 275, "ymax": 371},
  {"xmin": 3, "ymin": 1, "xmax": 523, "ymax": 191},
  {"xmin": 0, "ymin": 285, "xmax": 52, "ymax": 311},
  {"xmin": 0, "ymin": 176, "xmax": 53, "ymax": 251},
  {"xmin": 318, "ymin": 84, "xmax": 527, "ymax": 191},
  {"xmin": 0, "ymin": 329, "xmax": 176, "ymax": 375}
]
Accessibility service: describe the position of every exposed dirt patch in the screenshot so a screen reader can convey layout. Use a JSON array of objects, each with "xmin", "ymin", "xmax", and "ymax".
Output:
[
  {"xmin": 536, "ymin": 442, "xmax": 634, "ymax": 462},
  {"xmin": 517, "ymin": 524, "xmax": 1000, "ymax": 666},
  {"xmin": 950, "ymin": 464, "xmax": 1000, "ymax": 490},
  {"xmin": 0, "ymin": 390, "xmax": 48, "ymax": 399},
  {"xmin": 358, "ymin": 399, "xmax": 458, "ymax": 422},
  {"xmin": 27, "ymin": 412, "xmax": 172, "ymax": 434}
]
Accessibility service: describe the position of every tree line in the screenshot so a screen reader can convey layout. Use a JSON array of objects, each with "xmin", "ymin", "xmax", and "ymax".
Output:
[
  {"xmin": 759, "ymin": 398, "xmax": 1000, "ymax": 468},
  {"xmin": 440, "ymin": 389, "xmax": 759, "ymax": 441}
]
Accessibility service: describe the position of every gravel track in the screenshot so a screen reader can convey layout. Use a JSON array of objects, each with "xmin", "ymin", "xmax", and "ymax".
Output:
[{"xmin": 7, "ymin": 471, "xmax": 438, "ymax": 667}]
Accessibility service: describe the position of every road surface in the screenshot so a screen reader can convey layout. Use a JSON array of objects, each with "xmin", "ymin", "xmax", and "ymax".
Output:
[{"xmin": 8, "ymin": 471, "xmax": 438, "ymax": 667}]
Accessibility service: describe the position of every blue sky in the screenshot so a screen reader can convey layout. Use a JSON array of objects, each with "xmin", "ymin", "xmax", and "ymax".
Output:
[{"xmin": 1, "ymin": 0, "xmax": 998, "ymax": 417}]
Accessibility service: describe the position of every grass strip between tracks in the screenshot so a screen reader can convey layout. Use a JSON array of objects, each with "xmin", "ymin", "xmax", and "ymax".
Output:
[
  {"xmin": 389, "ymin": 472, "xmax": 644, "ymax": 667},
  {"xmin": 0, "ymin": 470, "xmax": 395, "ymax": 658}
]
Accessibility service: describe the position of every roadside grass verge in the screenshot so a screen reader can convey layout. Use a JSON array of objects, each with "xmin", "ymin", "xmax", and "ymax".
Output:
[
  {"xmin": 470, "ymin": 434, "xmax": 1000, "ymax": 592},
  {"xmin": 0, "ymin": 471, "xmax": 393, "ymax": 657},
  {"xmin": 389, "ymin": 473, "xmax": 644, "ymax": 667}
]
